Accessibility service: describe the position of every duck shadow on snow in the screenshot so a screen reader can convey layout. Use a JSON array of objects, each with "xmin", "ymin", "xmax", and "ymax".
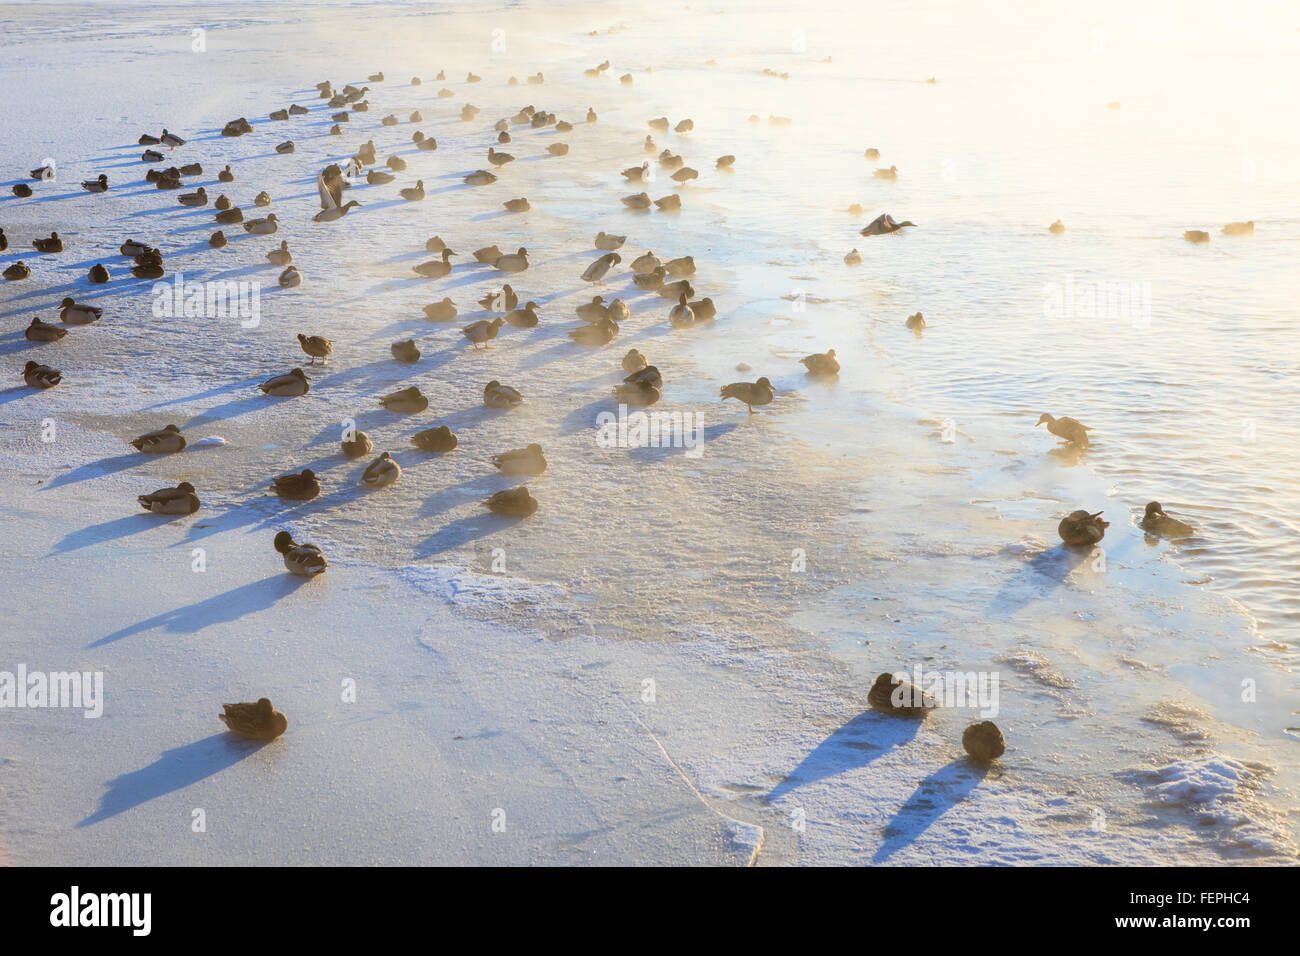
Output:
[
  {"xmin": 50, "ymin": 513, "xmax": 189, "ymax": 555},
  {"xmin": 416, "ymin": 512, "xmax": 528, "ymax": 558},
  {"xmin": 78, "ymin": 733, "xmax": 272, "ymax": 827},
  {"xmin": 986, "ymin": 545, "xmax": 1091, "ymax": 617},
  {"xmin": 766, "ymin": 710, "xmax": 922, "ymax": 804},
  {"xmin": 872, "ymin": 758, "xmax": 989, "ymax": 864}
]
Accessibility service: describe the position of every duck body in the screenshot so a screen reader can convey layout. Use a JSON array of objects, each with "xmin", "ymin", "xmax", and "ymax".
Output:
[
  {"xmin": 413, "ymin": 250, "xmax": 456, "ymax": 278},
  {"xmin": 1222, "ymin": 221, "xmax": 1254, "ymax": 236},
  {"xmin": 861, "ymin": 213, "xmax": 915, "ymax": 236},
  {"xmin": 463, "ymin": 317, "xmax": 505, "ymax": 349},
  {"xmin": 483, "ymin": 380, "xmax": 523, "ymax": 409},
  {"xmin": 273, "ymin": 531, "xmax": 327, "ymax": 577},
  {"xmin": 26, "ymin": 318, "xmax": 67, "ymax": 341},
  {"xmin": 485, "ymin": 487, "xmax": 538, "ymax": 517},
  {"xmin": 412, "ymin": 426, "xmax": 458, "ymax": 452},
  {"xmin": 622, "ymin": 349, "xmax": 648, "ymax": 374},
  {"xmin": 313, "ymin": 200, "xmax": 359, "ymax": 223},
  {"xmin": 494, "ymin": 248, "xmax": 529, "ymax": 273},
  {"xmin": 267, "ymin": 242, "xmax": 292, "ymax": 266},
  {"xmin": 258, "ymin": 368, "xmax": 309, "ymax": 396},
  {"xmin": 362, "ymin": 452, "xmax": 402, "ymax": 488},
  {"xmin": 868, "ymin": 673, "xmax": 937, "ymax": 717},
  {"xmin": 595, "ymin": 232, "xmax": 626, "ymax": 251},
  {"xmin": 379, "ymin": 386, "xmax": 428, "ymax": 414},
  {"xmin": 243, "ymin": 214, "xmax": 278, "ymax": 235},
  {"xmin": 271, "ymin": 469, "xmax": 321, "ymax": 500},
  {"xmin": 569, "ymin": 316, "xmax": 618, "ymax": 345},
  {"xmin": 1058, "ymin": 510, "xmax": 1108, "ymax": 547},
  {"xmin": 504, "ymin": 301, "xmax": 540, "ymax": 328},
  {"xmin": 1036, "ymin": 413, "xmax": 1090, "ymax": 447},
  {"xmin": 1140, "ymin": 501, "xmax": 1194, "ymax": 537},
  {"xmin": 342, "ymin": 430, "xmax": 373, "ymax": 458},
  {"xmin": 492, "ymin": 443, "xmax": 547, "ymax": 476},
  {"xmin": 23, "ymin": 362, "xmax": 62, "ymax": 388},
  {"xmin": 581, "ymin": 252, "xmax": 621, "ymax": 284},
  {"xmin": 801, "ymin": 349, "xmax": 839, "ymax": 376},
  {"xmin": 219, "ymin": 698, "xmax": 288, "ymax": 740},
  {"xmin": 391, "ymin": 339, "xmax": 421, "ymax": 363},
  {"xmin": 59, "ymin": 298, "xmax": 102, "ymax": 324},
  {"xmin": 423, "ymin": 298, "xmax": 458, "ymax": 321},
  {"xmin": 138, "ymin": 481, "xmax": 200, "ymax": 515},
  {"xmin": 131, "ymin": 424, "xmax": 185, "ymax": 453},
  {"xmin": 720, "ymin": 377, "xmax": 775, "ymax": 413}
]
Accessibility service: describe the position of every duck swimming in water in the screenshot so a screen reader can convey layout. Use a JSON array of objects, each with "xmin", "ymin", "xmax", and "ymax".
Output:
[
  {"xmin": 861, "ymin": 213, "xmax": 915, "ymax": 236},
  {"xmin": 1036, "ymin": 413, "xmax": 1090, "ymax": 447},
  {"xmin": 1140, "ymin": 501, "xmax": 1195, "ymax": 537}
]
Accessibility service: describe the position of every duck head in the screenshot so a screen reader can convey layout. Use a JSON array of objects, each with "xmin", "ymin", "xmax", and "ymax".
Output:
[
  {"xmin": 273, "ymin": 531, "xmax": 296, "ymax": 553},
  {"xmin": 1144, "ymin": 501, "xmax": 1165, "ymax": 518},
  {"xmin": 1036, "ymin": 414, "xmax": 1054, "ymax": 427}
]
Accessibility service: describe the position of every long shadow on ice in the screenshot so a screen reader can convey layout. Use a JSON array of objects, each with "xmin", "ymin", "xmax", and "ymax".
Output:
[
  {"xmin": 872, "ymin": 759, "xmax": 988, "ymax": 864},
  {"xmin": 50, "ymin": 513, "xmax": 188, "ymax": 554},
  {"xmin": 416, "ymin": 512, "xmax": 527, "ymax": 558},
  {"xmin": 44, "ymin": 452, "xmax": 155, "ymax": 490},
  {"xmin": 766, "ymin": 711, "xmax": 921, "ymax": 804},
  {"xmin": 78, "ymin": 733, "xmax": 270, "ymax": 827},
  {"xmin": 986, "ymin": 545, "xmax": 1090, "ymax": 618}
]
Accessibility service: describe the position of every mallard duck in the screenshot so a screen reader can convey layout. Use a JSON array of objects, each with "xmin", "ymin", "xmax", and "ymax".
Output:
[
  {"xmin": 131, "ymin": 249, "xmax": 164, "ymax": 279},
  {"xmin": 381, "ymin": 114, "xmax": 398, "ymax": 127},
  {"xmin": 487, "ymin": 147, "xmax": 514, "ymax": 167},
  {"xmin": 1, "ymin": 227, "xmax": 10, "ymax": 250},
  {"xmin": 462, "ymin": 317, "xmax": 505, "ymax": 349},
  {"xmin": 620, "ymin": 349, "xmax": 649, "ymax": 375},
  {"xmin": 425, "ymin": 236, "xmax": 447, "ymax": 253},
  {"xmin": 461, "ymin": 104, "xmax": 480, "ymax": 121},
  {"xmin": 391, "ymin": 339, "xmax": 421, "ymax": 363},
  {"xmin": 3, "ymin": 262, "xmax": 31, "ymax": 281},
  {"xmin": 384, "ymin": 158, "xmax": 407, "ymax": 176},
  {"xmin": 213, "ymin": 194, "xmax": 232, "ymax": 211},
  {"xmin": 81, "ymin": 174, "xmax": 109, "ymax": 193},
  {"xmin": 576, "ymin": 296, "xmax": 610, "ymax": 323},
  {"xmin": 570, "ymin": 316, "xmax": 618, "ymax": 345},
  {"xmin": 269, "ymin": 469, "xmax": 320, "ymax": 500},
  {"xmin": 416, "ymin": 135, "xmax": 438, "ymax": 151},
  {"xmin": 607, "ymin": 299, "xmax": 631, "ymax": 323},
  {"xmin": 648, "ymin": 117, "xmax": 670, "ymax": 132},
  {"xmin": 313, "ymin": 200, "xmax": 360, "ymax": 223},
  {"xmin": 400, "ymin": 180, "xmax": 426, "ymax": 202},
  {"xmin": 654, "ymin": 194, "xmax": 682, "ymax": 211},
  {"xmin": 622, "ymin": 192, "xmax": 651, "ymax": 210},
  {"xmin": 379, "ymin": 386, "xmax": 428, "ymax": 414},
  {"xmin": 137, "ymin": 481, "xmax": 200, "ymax": 515},
  {"xmin": 1222, "ymin": 221, "xmax": 1254, "ymax": 236},
  {"xmin": 674, "ymin": 118, "xmax": 693, "ymax": 132},
  {"xmin": 210, "ymin": 230, "xmax": 227, "ymax": 248},
  {"xmin": 59, "ymin": 298, "xmax": 101, "ymax": 324},
  {"xmin": 1140, "ymin": 501, "xmax": 1194, "ymax": 537},
  {"xmin": 241, "ymin": 214, "xmax": 277, "ymax": 236},
  {"xmin": 362, "ymin": 452, "xmax": 402, "ymax": 488},
  {"xmin": 844, "ymin": 248, "xmax": 862, "ymax": 266},
  {"xmin": 861, "ymin": 213, "xmax": 915, "ymax": 236},
  {"xmin": 119, "ymin": 239, "xmax": 150, "ymax": 257},
  {"xmin": 613, "ymin": 379, "xmax": 661, "ymax": 406},
  {"xmin": 801, "ymin": 349, "xmax": 839, "ymax": 376},
  {"xmin": 266, "ymin": 241, "xmax": 292, "ymax": 267},
  {"xmin": 297, "ymin": 333, "xmax": 332, "ymax": 364},
  {"xmin": 720, "ymin": 377, "xmax": 774, "ymax": 413},
  {"xmin": 1049, "ymin": 219, "xmax": 1065, "ymax": 234},
  {"xmin": 1183, "ymin": 230, "xmax": 1210, "ymax": 243},
  {"xmin": 332, "ymin": 424, "xmax": 371, "ymax": 458},
  {"xmin": 412, "ymin": 425, "xmax": 458, "ymax": 452},
  {"xmin": 634, "ymin": 266, "xmax": 666, "ymax": 291},
  {"xmin": 503, "ymin": 197, "xmax": 530, "ymax": 212},
  {"xmin": 413, "ymin": 249, "xmax": 456, "ymax": 278},
  {"xmin": 253, "ymin": 191, "xmax": 271, "ymax": 207},
  {"xmin": 659, "ymin": 279, "xmax": 693, "ymax": 300},
  {"xmin": 547, "ymin": 142, "xmax": 570, "ymax": 156},
  {"xmin": 369, "ymin": 70, "xmax": 384, "ymax": 82},
  {"xmin": 214, "ymin": 206, "xmax": 244, "ymax": 224},
  {"xmin": 11, "ymin": 184, "xmax": 33, "ymax": 197},
  {"xmin": 504, "ymin": 301, "xmax": 540, "ymax": 328},
  {"xmin": 160, "ymin": 129, "xmax": 185, "ymax": 148},
  {"xmin": 219, "ymin": 698, "xmax": 288, "ymax": 739},
  {"xmin": 658, "ymin": 151, "xmax": 683, "ymax": 171},
  {"xmin": 142, "ymin": 148, "xmax": 164, "ymax": 163},
  {"xmin": 278, "ymin": 266, "xmax": 302, "ymax": 288},
  {"xmin": 474, "ymin": 245, "xmax": 503, "ymax": 265},
  {"xmin": 23, "ymin": 361, "xmax": 61, "ymax": 389},
  {"xmin": 863, "ymin": 147, "xmax": 880, "ymax": 160},
  {"xmin": 494, "ymin": 248, "xmax": 529, "ymax": 273},
  {"xmin": 963, "ymin": 721, "xmax": 1006, "ymax": 762},
  {"xmin": 581, "ymin": 252, "xmax": 621, "ymax": 284},
  {"xmin": 624, "ymin": 365, "xmax": 663, "ymax": 390},
  {"xmin": 483, "ymin": 380, "xmax": 523, "ymax": 408},
  {"xmin": 623, "ymin": 162, "xmax": 649, "ymax": 181},
  {"xmin": 215, "ymin": 165, "xmax": 234, "ymax": 183},
  {"xmin": 492, "ymin": 443, "xmax": 547, "ymax": 476},
  {"xmin": 26, "ymin": 317, "xmax": 66, "ymax": 342},
  {"xmin": 477, "ymin": 285, "xmax": 517, "ymax": 312},
  {"xmin": 485, "ymin": 486, "xmax": 538, "ymax": 517},
  {"xmin": 665, "ymin": 256, "xmax": 695, "ymax": 277},
  {"xmin": 258, "ymin": 368, "xmax": 309, "ymax": 397},
  {"xmin": 1036, "ymin": 413, "xmax": 1090, "ymax": 447},
  {"xmin": 88, "ymin": 264, "xmax": 110, "ymax": 284},
  {"xmin": 274, "ymin": 531, "xmax": 327, "ymax": 577},
  {"xmin": 631, "ymin": 251, "xmax": 661, "ymax": 274},
  {"xmin": 221, "ymin": 118, "xmax": 252, "ymax": 136},
  {"xmin": 288, "ymin": 103, "xmax": 308, "ymax": 115},
  {"xmin": 669, "ymin": 294, "xmax": 695, "ymax": 327},
  {"xmin": 621, "ymin": 73, "xmax": 634, "ymax": 85},
  {"xmin": 873, "ymin": 165, "xmax": 899, "ymax": 181},
  {"xmin": 716, "ymin": 155, "xmax": 735, "ymax": 169},
  {"xmin": 269, "ymin": 108, "xmax": 289, "ymax": 121},
  {"xmin": 595, "ymin": 232, "xmax": 625, "ymax": 251},
  {"xmin": 464, "ymin": 170, "xmax": 496, "ymax": 186},
  {"xmin": 130, "ymin": 424, "xmax": 185, "ymax": 453},
  {"xmin": 139, "ymin": 133, "xmax": 160, "ymax": 145},
  {"xmin": 1058, "ymin": 510, "xmax": 1108, "ymax": 547},
  {"xmin": 174, "ymin": 187, "xmax": 206, "ymax": 207},
  {"xmin": 670, "ymin": 167, "xmax": 699, "ymax": 183},
  {"xmin": 905, "ymin": 312, "xmax": 926, "ymax": 332},
  {"xmin": 423, "ymin": 298, "xmax": 458, "ymax": 321},
  {"xmin": 868, "ymin": 673, "xmax": 936, "ymax": 717}
]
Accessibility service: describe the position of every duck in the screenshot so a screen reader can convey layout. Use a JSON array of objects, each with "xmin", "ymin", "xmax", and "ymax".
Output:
[
  {"xmin": 905, "ymin": 312, "xmax": 926, "ymax": 332},
  {"xmin": 484, "ymin": 486, "xmax": 538, "ymax": 517},
  {"xmin": 494, "ymin": 248, "xmax": 529, "ymax": 273},
  {"xmin": 622, "ymin": 349, "xmax": 649, "ymax": 374},
  {"xmin": 410, "ymin": 110, "xmax": 423, "ymax": 122},
  {"xmin": 669, "ymin": 294, "xmax": 695, "ymax": 327},
  {"xmin": 258, "ymin": 368, "xmax": 309, "ymax": 397},
  {"xmin": 120, "ymin": 239, "xmax": 151, "ymax": 257},
  {"xmin": 569, "ymin": 316, "xmax": 619, "ymax": 345},
  {"xmin": 1036, "ymin": 413, "xmax": 1090, "ymax": 447},
  {"xmin": 11, "ymin": 184, "xmax": 33, "ymax": 197},
  {"xmin": 160, "ymin": 129, "xmax": 185, "ymax": 148},
  {"xmin": 587, "ymin": 108, "xmax": 598, "ymax": 123},
  {"xmin": 0, "ymin": 227, "xmax": 6, "ymax": 251},
  {"xmin": 487, "ymin": 147, "xmax": 514, "ymax": 167},
  {"xmin": 313, "ymin": 200, "xmax": 360, "ymax": 223},
  {"xmin": 218, "ymin": 165, "xmax": 234, "ymax": 182},
  {"xmin": 1140, "ymin": 501, "xmax": 1195, "ymax": 537},
  {"xmin": 138, "ymin": 481, "xmax": 200, "ymax": 515},
  {"xmin": 483, "ymin": 380, "xmax": 523, "ymax": 408},
  {"xmin": 477, "ymin": 285, "xmax": 517, "ymax": 312},
  {"xmin": 381, "ymin": 114, "xmax": 398, "ymax": 127},
  {"xmin": 26, "ymin": 317, "xmax": 67, "ymax": 342},
  {"xmin": 130, "ymin": 424, "xmax": 185, "ymax": 453},
  {"xmin": 23, "ymin": 361, "xmax": 61, "ymax": 389},
  {"xmin": 720, "ymin": 377, "xmax": 775, "ymax": 413},
  {"xmin": 688, "ymin": 297, "xmax": 716, "ymax": 321},
  {"xmin": 648, "ymin": 117, "xmax": 670, "ymax": 132},
  {"xmin": 3, "ymin": 260, "xmax": 32, "ymax": 281},
  {"xmin": 474, "ymin": 245, "xmax": 503, "ymax": 265},
  {"xmin": 88, "ymin": 263, "xmax": 110, "ymax": 283},
  {"xmin": 142, "ymin": 148, "xmax": 164, "ymax": 163},
  {"xmin": 622, "ymin": 192, "xmax": 651, "ymax": 210},
  {"xmin": 658, "ymin": 151, "xmax": 683, "ymax": 171},
  {"xmin": 386, "ymin": 157, "xmax": 407, "ymax": 174},
  {"xmin": 425, "ymin": 236, "xmax": 447, "ymax": 253},
  {"xmin": 801, "ymin": 349, "xmax": 840, "ymax": 376},
  {"xmin": 362, "ymin": 452, "xmax": 402, "ymax": 488},
  {"xmin": 621, "ymin": 73, "xmax": 634, "ymax": 85},
  {"xmin": 219, "ymin": 698, "xmax": 289, "ymax": 739},
  {"xmin": 81, "ymin": 174, "xmax": 109, "ymax": 193},
  {"xmin": 631, "ymin": 251, "xmax": 661, "ymax": 274},
  {"xmin": 32, "ymin": 231, "xmax": 63, "ymax": 252},
  {"xmin": 716, "ymin": 155, "xmax": 735, "ymax": 169},
  {"xmin": 873, "ymin": 165, "xmax": 899, "ymax": 181},
  {"xmin": 423, "ymin": 298, "xmax": 458, "ymax": 322},
  {"xmin": 269, "ymin": 108, "xmax": 289, "ymax": 121},
  {"xmin": 391, "ymin": 339, "xmax": 421, "ymax": 363},
  {"xmin": 659, "ymin": 279, "xmax": 693, "ymax": 300},
  {"xmin": 1058, "ymin": 510, "xmax": 1108, "ymax": 547},
  {"xmin": 253, "ymin": 191, "xmax": 271, "ymax": 206},
  {"xmin": 674, "ymin": 118, "xmax": 693, "ymax": 132},
  {"xmin": 581, "ymin": 252, "xmax": 621, "ymax": 284},
  {"xmin": 288, "ymin": 103, "xmax": 308, "ymax": 115},
  {"xmin": 844, "ymin": 248, "xmax": 862, "ymax": 266},
  {"xmin": 464, "ymin": 170, "xmax": 497, "ymax": 186},
  {"xmin": 655, "ymin": 194, "xmax": 682, "ymax": 211},
  {"xmin": 297, "ymin": 333, "xmax": 332, "ymax": 364},
  {"xmin": 278, "ymin": 266, "xmax": 302, "ymax": 288},
  {"xmin": 868, "ymin": 673, "xmax": 936, "ymax": 717},
  {"xmin": 138, "ymin": 133, "xmax": 160, "ymax": 145},
  {"xmin": 400, "ymin": 180, "xmax": 426, "ymax": 202},
  {"xmin": 614, "ymin": 379, "xmax": 661, "ymax": 406},
  {"xmin": 214, "ymin": 206, "xmax": 244, "ymax": 224},
  {"xmin": 213, "ymin": 194, "xmax": 232, "ymax": 211},
  {"xmin": 670, "ymin": 167, "xmax": 699, "ymax": 183},
  {"xmin": 622, "ymin": 162, "xmax": 649, "ymax": 181},
  {"xmin": 1222, "ymin": 221, "xmax": 1254, "ymax": 236},
  {"xmin": 59, "ymin": 298, "xmax": 102, "ymax": 324},
  {"xmin": 503, "ymin": 197, "xmax": 530, "ymax": 212},
  {"xmin": 1183, "ymin": 230, "xmax": 1210, "ymax": 243},
  {"xmin": 178, "ymin": 187, "xmax": 207, "ymax": 207},
  {"xmin": 546, "ymin": 142, "xmax": 570, "ymax": 156},
  {"xmin": 633, "ymin": 266, "xmax": 666, "ymax": 291},
  {"xmin": 463, "ymin": 317, "xmax": 505, "ymax": 349},
  {"xmin": 665, "ymin": 256, "xmax": 695, "ymax": 277},
  {"xmin": 461, "ymin": 104, "xmax": 481, "ymax": 121},
  {"xmin": 267, "ymin": 241, "xmax": 292, "ymax": 266},
  {"xmin": 412, "ymin": 425, "xmax": 458, "ymax": 452},
  {"xmin": 624, "ymin": 365, "xmax": 663, "ymax": 390},
  {"xmin": 595, "ymin": 231, "xmax": 626, "ymax": 251},
  {"xmin": 504, "ymin": 301, "xmax": 540, "ymax": 328},
  {"xmin": 270, "ymin": 469, "xmax": 321, "ymax": 500},
  {"xmin": 273, "ymin": 531, "xmax": 328, "ymax": 578},
  {"xmin": 413, "ymin": 250, "xmax": 456, "ymax": 278},
  {"xmin": 861, "ymin": 213, "xmax": 916, "ymax": 235},
  {"xmin": 379, "ymin": 386, "xmax": 428, "ymax": 414},
  {"xmin": 416, "ymin": 136, "xmax": 438, "ymax": 151},
  {"xmin": 1049, "ymin": 219, "xmax": 1065, "ymax": 234},
  {"xmin": 331, "ymin": 425, "xmax": 371, "ymax": 459},
  {"xmin": 606, "ymin": 299, "xmax": 631, "ymax": 322},
  {"xmin": 492, "ymin": 443, "xmax": 547, "ymax": 476},
  {"xmin": 221, "ymin": 118, "xmax": 252, "ymax": 136},
  {"xmin": 210, "ymin": 230, "xmax": 227, "ymax": 248},
  {"xmin": 863, "ymin": 147, "xmax": 880, "ymax": 160},
  {"xmin": 576, "ymin": 296, "xmax": 610, "ymax": 323}
]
